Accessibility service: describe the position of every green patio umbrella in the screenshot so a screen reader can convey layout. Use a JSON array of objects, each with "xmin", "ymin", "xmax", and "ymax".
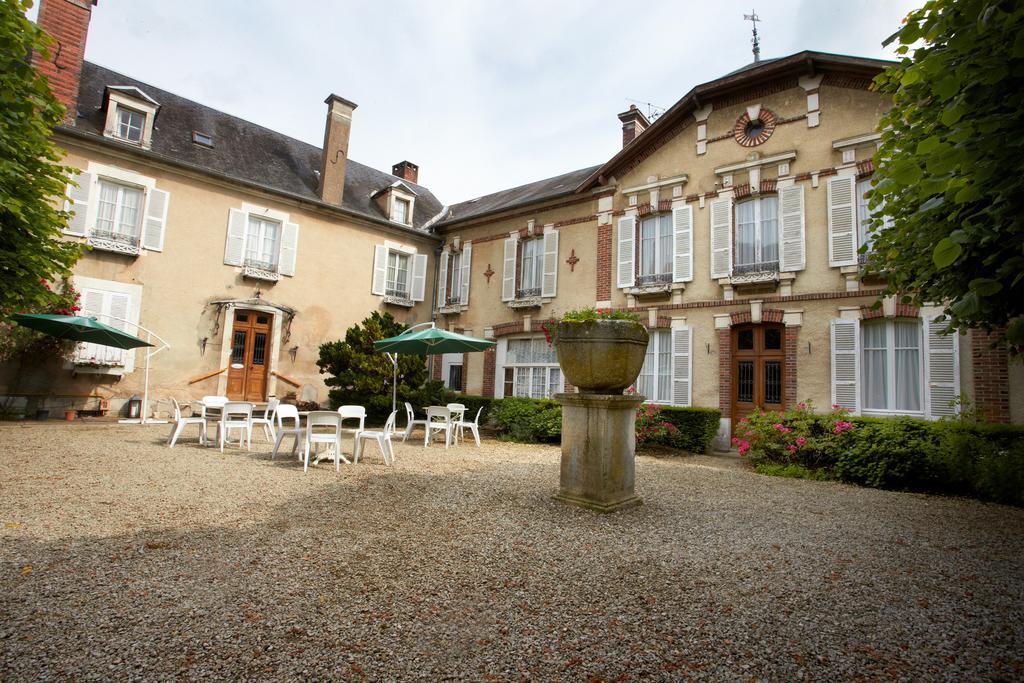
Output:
[{"xmin": 373, "ymin": 322, "xmax": 495, "ymax": 412}]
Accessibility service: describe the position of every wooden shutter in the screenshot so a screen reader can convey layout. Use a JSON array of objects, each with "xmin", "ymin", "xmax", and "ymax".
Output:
[
  {"xmin": 371, "ymin": 245, "xmax": 388, "ymax": 295},
  {"xmin": 710, "ymin": 197, "xmax": 733, "ymax": 279},
  {"xmin": 542, "ymin": 227, "xmax": 558, "ymax": 297},
  {"xmin": 437, "ymin": 251, "xmax": 449, "ymax": 306},
  {"xmin": 141, "ymin": 188, "xmax": 169, "ymax": 251},
  {"xmin": 672, "ymin": 205, "xmax": 693, "ymax": 283},
  {"xmin": 671, "ymin": 327, "xmax": 693, "ymax": 407},
  {"xmin": 924, "ymin": 316, "xmax": 960, "ymax": 419},
  {"xmin": 778, "ymin": 184, "xmax": 805, "ymax": 272},
  {"xmin": 501, "ymin": 237, "xmax": 517, "ymax": 302},
  {"xmin": 411, "ymin": 253, "xmax": 428, "ymax": 301},
  {"xmin": 460, "ymin": 241, "xmax": 472, "ymax": 304},
  {"xmin": 65, "ymin": 171, "xmax": 93, "ymax": 236},
  {"xmin": 224, "ymin": 209, "xmax": 247, "ymax": 266},
  {"xmin": 278, "ymin": 222, "xmax": 299, "ymax": 276},
  {"xmin": 617, "ymin": 216, "xmax": 635, "ymax": 288},
  {"xmin": 827, "ymin": 176, "xmax": 857, "ymax": 266},
  {"xmin": 830, "ymin": 318, "xmax": 860, "ymax": 414}
]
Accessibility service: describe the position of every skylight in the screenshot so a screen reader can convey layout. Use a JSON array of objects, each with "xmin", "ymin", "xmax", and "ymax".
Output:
[{"xmin": 192, "ymin": 131, "xmax": 213, "ymax": 148}]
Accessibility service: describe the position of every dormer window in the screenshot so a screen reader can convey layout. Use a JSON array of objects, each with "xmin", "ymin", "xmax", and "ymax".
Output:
[
  {"xmin": 393, "ymin": 197, "xmax": 410, "ymax": 225},
  {"xmin": 117, "ymin": 107, "xmax": 145, "ymax": 143},
  {"xmin": 102, "ymin": 86, "xmax": 160, "ymax": 149}
]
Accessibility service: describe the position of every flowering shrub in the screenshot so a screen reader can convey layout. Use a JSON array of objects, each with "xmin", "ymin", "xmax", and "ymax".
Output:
[
  {"xmin": 734, "ymin": 401, "xmax": 857, "ymax": 469},
  {"xmin": 635, "ymin": 402, "xmax": 680, "ymax": 447},
  {"xmin": 0, "ymin": 278, "xmax": 81, "ymax": 363}
]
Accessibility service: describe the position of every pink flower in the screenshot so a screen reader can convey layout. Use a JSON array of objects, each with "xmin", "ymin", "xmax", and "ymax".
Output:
[
  {"xmin": 798, "ymin": 402, "xmax": 807, "ymax": 410},
  {"xmin": 739, "ymin": 417, "xmax": 749, "ymax": 424},
  {"xmin": 832, "ymin": 404, "xmax": 840, "ymax": 410},
  {"xmin": 796, "ymin": 436, "xmax": 807, "ymax": 446},
  {"xmin": 773, "ymin": 423, "xmax": 785, "ymax": 431},
  {"xmin": 788, "ymin": 445, "xmax": 798, "ymax": 452}
]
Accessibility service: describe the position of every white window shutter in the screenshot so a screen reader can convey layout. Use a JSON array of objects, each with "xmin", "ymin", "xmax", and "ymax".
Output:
[
  {"xmin": 278, "ymin": 222, "xmax": 299, "ymax": 276},
  {"xmin": 141, "ymin": 188, "xmax": 169, "ymax": 252},
  {"xmin": 75, "ymin": 289, "xmax": 105, "ymax": 364},
  {"xmin": 710, "ymin": 197, "xmax": 733, "ymax": 279},
  {"xmin": 924, "ymin": 316, "xmax": 960, "ymax": 419},
  {"xmin": 542, "ymin": 227, "xmax": 558, "ymax": 297},
  {"xmin": 778, "ymin": 185, "xmax": 805, "ymax": 272},
  {"xmin": 617, "ymin": 216, "xmax": 635, "ymax": 288},
  {"xmin": 460, "ymin": 241, "xmax": 472, "ymax": 304},
  {"xmin": 108, "ymin": 292, "xmax": 132, "ymax": 371},
  {"xmin": 827, "ymin": 176, "xmax": 857, "ymax": 266},
  {"xmin": 671, "ymin": 327, "xmax": 693, "ymax": 407},
  {"xmin": 672, "ymin": 205, "xmax": 693, "ymax": 283},
  {"xmin": 437, "ymin": 251, "xmax": 449, "ymax": 306},
  {"xmin": 501, "ymin": 237, "xmax": 517, "ymax": 302},
  {"xmin": 411, "ymin": 253, "xmax": 428, "ymax": 301},
  {"xmin": 830, "ymin": 318, "xmax": 860, "ymax": 414},
  {"xmin": 371, "ymin": 245, "xmax": 388, "ymax": 295},
  {"xmin": 224, "ymin": 209, "xmax": 247, "ymax": 266},
  {"xmin": 64, "ymin": 171, "xmax": 93, "ymax": 236}
]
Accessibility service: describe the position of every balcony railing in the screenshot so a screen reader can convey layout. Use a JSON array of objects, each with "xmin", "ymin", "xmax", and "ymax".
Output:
[
  {"xmin": 636, "ymin": 272, "xmax": 673, "ymax": 287},
  {"xmin": 384, "ymin": 287, "xmax": 414, "ymax": 307},
  {"xmin": 731, "ymin": 260, "xmax": 780, "ymax": 285},
  {"xmin": 242, "ymin": 258, "xmax": 280, "ymax": 282},
  {"xmin": 87, "ymin": 229, "xmax": 141, "ymax": 256},
  {"xmin": 508, "ymin": 287, "xmax": 542, "ymax": 309},
  {"xmin": 516, "ymin": 287, "xmax": 541, "ymax": 299}
]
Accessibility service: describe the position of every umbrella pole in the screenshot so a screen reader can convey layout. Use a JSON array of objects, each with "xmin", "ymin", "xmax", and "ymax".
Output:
[
  {"xmin": 103, "ymin": 316, "xmax": 169, "ymax": 425},
  {"xmin": 388, "ymin": 352, "xmax": 398, "ymax": 415},
  {"xmin": 141, "ymin": 330, "xmax": 152, "ymax": 425}
]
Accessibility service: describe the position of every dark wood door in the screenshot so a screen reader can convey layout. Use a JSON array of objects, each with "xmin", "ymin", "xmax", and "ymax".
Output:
[
  {"xmin": 226, "ymin": 310, "xmax": 272, "ymax": 401},
  {"xmin": 732, "ymin": 324, "xmax": 785, "ymax": 430}
]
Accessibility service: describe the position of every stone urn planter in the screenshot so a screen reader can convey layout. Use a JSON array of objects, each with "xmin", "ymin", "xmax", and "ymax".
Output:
[
  {"xmin": 553, "ymin": 317, "xmax": 649, "ymax": 512},
  {"xmin": 554, "ymin": 319, "xmax": 649, "ymax": 393}
]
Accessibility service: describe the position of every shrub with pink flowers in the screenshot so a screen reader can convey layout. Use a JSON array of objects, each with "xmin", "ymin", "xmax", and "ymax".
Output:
[
  {"xmin": 735, "ymin": 401, "xmax": 857, "ymax": 469},
  {"xmin": 635, "ymin": 403, "xmax": 680, "ymax": 447}
]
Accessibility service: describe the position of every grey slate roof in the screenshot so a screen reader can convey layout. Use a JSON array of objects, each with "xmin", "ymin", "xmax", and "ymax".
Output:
[
  {"xmin": 72, "ymin": 62, "xmax": 444, "ymax": 231},
  {"xmin": 440, "ymin": 164, "xmax": 602, "ymax": 227}
]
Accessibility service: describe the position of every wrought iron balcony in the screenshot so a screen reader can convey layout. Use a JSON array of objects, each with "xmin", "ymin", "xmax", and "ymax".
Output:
[
  {"xmin": 636, "ymin": 272, "xmax": 673, "ymax": 286},
  {"xmin": 439, "ymin": 295, "xmax": 465, "ymax": 314},
  {"xmin": 509, "ymin": 287, "xmax": 542, "ymax": 309},
  {"xmin": 242, "ymin": 258, "xmax": 280, "ymax": 282},
  {"xmin": 87, "ymin": 229, "xmax": 141, "ymax": 256},
  {"xmin": 516, "ymin": 287, "xmax": 541, "ymax": 299},
  {"xmin": 731, "ymin": 260, "xmax": 779, "ymax": 285},
  {"xmin": 384, "ymin": 288, "xmax": 414, "ymax": 307}
]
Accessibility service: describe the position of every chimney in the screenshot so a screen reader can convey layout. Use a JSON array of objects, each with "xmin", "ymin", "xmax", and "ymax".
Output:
[
  {"xmin": 33, "ymin": 0, "xmax": 97, "ymax": 124},
  {"xmin": 392, "ymin": 160, "xmax": 419, "ymax": 184},
  {"xmin": 319, "ymin": 94, "xmax": 358, "ymax": 204},
  {"xmin": 617, "ymin": 105, "xmax": 650, "ymax": 148}
]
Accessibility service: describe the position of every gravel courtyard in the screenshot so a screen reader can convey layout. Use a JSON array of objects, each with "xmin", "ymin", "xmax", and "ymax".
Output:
[{"xmin": 1, "ymin": 423, "xmax": 1021, "ymax": 681}]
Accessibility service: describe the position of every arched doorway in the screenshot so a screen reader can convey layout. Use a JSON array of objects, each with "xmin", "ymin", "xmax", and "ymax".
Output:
[
  {"xmin": 226, "ymin": 309, "xmax": 273, "ymax": 401},
  {"xmin": 732, "ymin": 323, "xmax": 785, "ymax": 428}
]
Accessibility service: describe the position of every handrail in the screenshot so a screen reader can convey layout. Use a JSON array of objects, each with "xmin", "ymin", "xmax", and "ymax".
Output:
[
  {"xmin": 271, "ymin": 371, "xmax": 300, "ymax": 387},
  {"xmin": 188, "ymin": 366, "xmax": 229, "ymax": 384}
]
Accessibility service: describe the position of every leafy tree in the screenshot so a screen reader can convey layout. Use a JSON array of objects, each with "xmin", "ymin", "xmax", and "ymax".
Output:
[
  {"xmin": 0, "ymin": 0, "xmax": 81, "ymax": 319},
  {"xmin": 317, "ymin": 311, "xmax": 444, "ymax": 422},
  {"xmin": 867, "ymin": 0, "xmax": 1024, "ymax": 352}
]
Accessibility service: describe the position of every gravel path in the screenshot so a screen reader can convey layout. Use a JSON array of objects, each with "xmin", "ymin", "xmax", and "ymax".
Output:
[{"xmin": 1, "ymin": 422, "xmax": 1022, "ymax": 681}]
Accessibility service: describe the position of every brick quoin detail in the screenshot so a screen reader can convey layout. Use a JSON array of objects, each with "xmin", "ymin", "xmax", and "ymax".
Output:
[
  {"xmin": 431, "ymin": 354, "xmax": 442, "ymax": 381},
  {"xmin": 596, "ymin": 223, "xmax": 611, "ymax": 301},
  {"xmin": 729, "ymin": 309, "xmax": 784, "ymax": 325},
  {"xmin": 481, "ymin": 347, "xmax": 496, "ymax": 398},
  {"xmin": 461, "ymin": 352, "xmax": 468, "ymax": 392},
  {"xmin": 34, "ymin": 0, "xmax": 95, "ymax": 124},
  {"xmin": 718, "ymin": 329, "xmax": 732, "ymax": 418},
  {"xmin": 860, "ymin": 303, "xmax": 919, "ymax": 319},
  {"xmin": 491, "ymin": 321, "xmax": 524, "ymax": 338},
  {"xmin": 784, "ymin": 327, "xmax": 799, "ymax": 409},
  {"xmin": 971, "ymin": 328, "xmax": 1010, "ymax": 424}
]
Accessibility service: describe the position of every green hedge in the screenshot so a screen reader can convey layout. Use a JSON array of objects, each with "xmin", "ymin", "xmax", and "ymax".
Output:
[
  {"xmin": 657, "ymin": 406, "xmax": 721, "ymax": 453},
  {"xmin": 491, "ymin": 397, "xmax": 562, "ymax": 443}
]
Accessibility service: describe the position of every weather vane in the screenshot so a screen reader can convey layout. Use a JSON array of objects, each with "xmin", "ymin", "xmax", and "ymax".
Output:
[{"xmin": 744, "ymin": 10, "xmax": 762, "ymax": 62}]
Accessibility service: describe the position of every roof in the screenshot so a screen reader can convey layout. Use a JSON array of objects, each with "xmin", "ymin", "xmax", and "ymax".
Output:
[
  {"xmin": 440, "ymin": 164, "xmax": 602, "ymax": 227},
  {"xmin": 578, "ymin": 51, "xmax": 896, "ymax": 192},
  {"xmin": 71, "ymin": 62, "xmax": 444, "ymax": 232}
]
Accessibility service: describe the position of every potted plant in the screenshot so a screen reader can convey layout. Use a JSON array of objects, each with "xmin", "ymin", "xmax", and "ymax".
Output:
[{"xmin": 553, "ymin": 308, "xmax": 648, "ymax": 394}]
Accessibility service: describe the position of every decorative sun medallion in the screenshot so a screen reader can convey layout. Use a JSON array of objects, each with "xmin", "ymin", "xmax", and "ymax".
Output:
[{"xmin": 733, "ymin": 107, "xmax": 777, "ymax": 147}]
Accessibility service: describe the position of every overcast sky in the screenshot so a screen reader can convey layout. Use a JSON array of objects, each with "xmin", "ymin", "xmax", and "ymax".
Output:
[{"xmin": 31, "ymin": 0, "xmax": 918, "ymax": 204}]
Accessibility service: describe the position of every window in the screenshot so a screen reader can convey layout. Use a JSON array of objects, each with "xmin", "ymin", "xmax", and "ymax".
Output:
[
  {"xmin": 505, "ymin": 337, "xmax": 563, "ymax": 399},
  {"xmin": 638, "ymin": 214, "xmax": 673, "ymax": 285},
  {"xmin": 192, "ymin": 131, "xmax": 213, "ymax": 147},
  {"xmin": 637, "ymin": 330, "xmax": 672, "ymax": 403},
  {"xmin": 116, "ymin": 107, "xmax": 145, "ymax": 143},
  {"xmin": 393, "ymin": 198, "xmax": 410, "ymax": 224},
  {"xmin": 735, "ymin": 196, "xmax": 778, "ymax": 272},
  {"xmin": 95, "ymin": 179, "xmax": 144, "ymax": 243},
  {"xmin": 386, "ymin": 251, "xmax": 410, "ymax": 297},
  {"xmin": 520, "ymin": 239, "xmax": 543, "ymax": 296},
  {"xmin": 245, "ymin": 216, "xmax": 280, "ymax": 269},
  {"xmin": 448, "ymin": 252, "xmax": 462, "ymax": 305},
  {"xmin": 856, "ymin": 178, "xmax": 890, "ymax": 260},
  {"xmin": 862, "ymin": 319, "xmax": 922, "ymax": 413}
]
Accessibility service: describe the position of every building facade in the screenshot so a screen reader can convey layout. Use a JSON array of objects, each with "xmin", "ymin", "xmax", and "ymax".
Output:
[{"xmin": 4, "ymin": 0, "xmax": 1020, "ymax": 436}]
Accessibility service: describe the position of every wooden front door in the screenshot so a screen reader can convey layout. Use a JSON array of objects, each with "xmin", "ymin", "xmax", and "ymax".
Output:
[
  {"xmin": 226, "ymin": 310, "xmax": 272, "ymax": 401},
  {"xmin": 732, "ymin": 323, "xmax": 785, "ymax": 430}
]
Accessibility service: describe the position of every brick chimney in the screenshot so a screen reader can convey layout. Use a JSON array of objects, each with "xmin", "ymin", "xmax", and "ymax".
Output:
[
  {"xmin": 617, "ymin": 105, "xmax": 650, "ymax": 148},
  {"xmin": 392, "ymin": 160, "xmax": 418, "ymax": 184},
  {"xmin": 318, "ymin": 94, "xmax": 358, "ymax": 205},
  {"xmin": 33, "ymin": 0, "xmax": 97, "ymax": 124}
]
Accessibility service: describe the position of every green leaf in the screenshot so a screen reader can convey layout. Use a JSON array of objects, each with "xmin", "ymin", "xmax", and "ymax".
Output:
[
  {"xmin": 916, "ymin": 136, "xmax": 942, "ymax": 154},
  {"xmin": 901, "ymin": 69, "xmax": 922, "ymax": 86},
  {"xmin": 890, "ymin": 160, "xmax": 923, "ymax": 186},
  {"xmin": 969, "ymin": 278, "xmax": 1003, "ymax": 297},
  {"xmin": 953, "ymin": 185, "xmax": 981, "ymax": 203},
  {"xmin": 933, "ymin": 238, "xmax": 962, "ymax": 268}
]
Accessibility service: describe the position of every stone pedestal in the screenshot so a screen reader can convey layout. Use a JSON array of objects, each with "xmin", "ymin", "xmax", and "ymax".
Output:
[{"xmin": 553, "ymin": 392, "xmax": 644, "ymax": 513}]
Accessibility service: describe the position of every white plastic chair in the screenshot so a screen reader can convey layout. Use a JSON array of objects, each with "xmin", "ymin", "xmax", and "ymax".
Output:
[
  {"xmin": 304, "ymin": 411, "xmax": 346, "ymax": 473},
  {"xmin": 446, "ymin": 403, "xmax": 467, "ymax": 444},
  {"xmin": 455, "ymin": 406, "xmax": 483, "ymax": 447},
  {"xmin": 218, "ymin": 401, "xmax": 253, "ymax": 452},
  {"xmin": 354, "ymin": 410, "xmax": 397, "ymax": 466},
  {"xmin": 200, "ymin": 395, "xmax": 228, "ymax": 445},
  {"xmin": 338, "ymin": 405, "xmax": 366, "ymax": 454},
  {"xmin": 402, "ymin": 402, "xmax": 429, "ymax": 442},
  {"xmin": 251, "ymin": 397, "xmax": 279, "ymax": 443},
  {"xmin": 271, "ymin": 403, "xmax": 302, "ymax": 460},
  {"xmin": 167, "ymin": 398, "xmax": 206, "ymax": 448},
  {"xmin": 425, "ymin": 406, "xmax": 452, "ymax": 449}
]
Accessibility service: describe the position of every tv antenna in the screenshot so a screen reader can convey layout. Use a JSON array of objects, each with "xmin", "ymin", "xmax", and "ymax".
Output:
[
  {"xmin": 744, "ymin": 10, "xmax": 762, "ymax": 62},
  {"xmin": 625, "ymin": 98, "xmax": 666, "ymax": 120}
]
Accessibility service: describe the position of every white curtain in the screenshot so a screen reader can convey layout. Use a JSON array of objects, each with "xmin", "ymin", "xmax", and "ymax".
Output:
[
  {"xmin": 760, "ymin": 196, "xmax": 779, "ymax": 263},
  {"xmin": 736, "ymin": 200, "xmax": 756, "ymax": 265},
  {"xmin": 658, "ymin": 214, "xmax": 673, "ymax": 275},
  {"xmin": 657, "ymin": 330, "xmax": 671, "ymax": 401},
  {"xmin": 894, "ymin": 320, "xmax": 921, "ymax": 412},
  {"xmin": 96, "ymin": 181, "xmax": 118, "ymax": 232},
  {"xmin": 862, "ymin": 321, "xmax": 889, "ymax": 410}
]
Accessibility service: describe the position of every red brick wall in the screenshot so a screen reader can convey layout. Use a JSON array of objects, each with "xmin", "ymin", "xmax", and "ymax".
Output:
[
  {"xmin": 971, "ymin": 329, "xmax": 1010, "ymax": 423},
  {"xmin": 596, "ymin": 223, "xmax": 611, "ymax": 301},
  {"xmin": 718, "ymin": 328, "xmax": 731, "ymax": 418},
  {"xmin": 461, "ymin": 352, "xmax": 468, "ymax": 393},
  {"xmin": 482, "ymin": 347, "xmax": 496, "ymax": 398},
  {"xmin": 33, "ymin": 0, "xmax": 94, "ymax": 124},
  {"xmin": 431, "ymin": 354, "xmax": 442, "ymax": 381},
  {"xmin": 785, "ymin": 327, "xmax": 799, "ymax": 409}
]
